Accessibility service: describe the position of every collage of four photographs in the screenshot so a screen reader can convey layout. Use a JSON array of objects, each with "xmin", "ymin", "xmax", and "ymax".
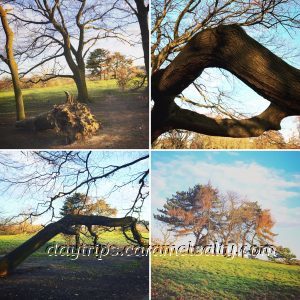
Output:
[{"xmin": 0, "ymin": 0, "xmax": 299, "ymax": 299}]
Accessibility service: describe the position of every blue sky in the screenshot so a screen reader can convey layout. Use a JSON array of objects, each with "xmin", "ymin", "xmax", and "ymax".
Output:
[
  {"xmin": 0, "ymin": 151, "xmax": 150, "ymax": 223},
  {"xmin": 0, "ymin": 2, "xmax": 144, "ymax": 78},
  {"xmin": 177, "ymin": 24, "xmax": 300, "ymax": 140},
  {"xmin": 151, "ymin": 151, "xmax": 300, "ymax": 257}
]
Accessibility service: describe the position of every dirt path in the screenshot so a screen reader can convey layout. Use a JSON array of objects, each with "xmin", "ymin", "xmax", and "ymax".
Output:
[
  {"xmin": 0, "ymin": 256, "xmax": 149, "ymax": 299},
  {"xmin": 0, "ymin": 95, "xmax": 148, "ymax": 149}
]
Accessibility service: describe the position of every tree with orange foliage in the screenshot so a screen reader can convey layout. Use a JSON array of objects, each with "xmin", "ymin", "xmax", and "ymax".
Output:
[
  {"xmin": 154, "ymin": 183, "xmax": 220, "ymax": 247},
  {"xmin": 155, "ymin": 183, "xmax": 277, "ymax": 257},
  {"xmin": 252, "ymin": 209, "xmax": 276, "ymax": 246}
]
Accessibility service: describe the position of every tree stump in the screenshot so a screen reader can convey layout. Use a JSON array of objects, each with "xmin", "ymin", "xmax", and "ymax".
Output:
[{"xmin": 16, "ymin": 91, "xmax": 100, "ymax": 143}]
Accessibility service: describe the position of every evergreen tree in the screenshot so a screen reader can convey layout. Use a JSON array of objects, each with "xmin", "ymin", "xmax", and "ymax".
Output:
[
  {"xmin": 86, "ymin": 48, "xmax": 110, "ymax": 79},
  {"xmin": 154, "ymin": 183, "xmax": 220, "ymax": 247},
  {"xmin": 60, "ymin": 193, "xmax": 117, "ymax": 247}
]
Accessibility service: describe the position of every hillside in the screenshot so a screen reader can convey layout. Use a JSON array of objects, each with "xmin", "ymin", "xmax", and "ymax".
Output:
[{"xmin": 152, "ymin": 255, "xmax": 300, "ymax": 299}]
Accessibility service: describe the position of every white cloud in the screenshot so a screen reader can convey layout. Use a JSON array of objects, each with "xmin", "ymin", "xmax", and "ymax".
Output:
[
  {"xmin": 152, "ymin": 156, "xmax": 300, "ymax": 257},
  {"xmin": 152, "ymin": 159, "xmax": 300, "ymax": 227}
]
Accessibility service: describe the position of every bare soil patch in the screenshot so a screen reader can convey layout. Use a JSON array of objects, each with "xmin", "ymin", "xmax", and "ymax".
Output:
[
  {"xmin": 0, "ymin": 256, "xmax": 149, "ymax": 299},
  {"xmin": 0, "ymin": 94, "xmax": 148, "ymax": 149}
]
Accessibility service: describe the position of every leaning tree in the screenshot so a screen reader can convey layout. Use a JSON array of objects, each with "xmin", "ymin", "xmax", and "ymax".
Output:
[
  {"xmin": 0, "ymin": 3, "xmax": 26, "ymax": 120},
  {"xmin": 0, "ymin": 151, "xmax": 149, "ymax": 276},
  {"xmin": 151, "ymin": 0, "xmax": 300, "ymax": 142}
]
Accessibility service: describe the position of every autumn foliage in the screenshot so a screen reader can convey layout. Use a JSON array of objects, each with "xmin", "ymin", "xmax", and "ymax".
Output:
[{"xmin": 154, "ymin": 183, "xmax": 276, "ymax": 256}]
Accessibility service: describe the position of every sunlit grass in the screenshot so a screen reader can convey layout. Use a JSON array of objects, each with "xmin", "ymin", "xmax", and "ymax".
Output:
[
  {"xmin": 0, "ymin": 79, "xmax": 119, "ymax": 113},
  {"xmin": 0, "ymin": 229, "xmax": 149, "ymax": 257},
  {"xmin": 152, "ymin": 255, "xmax": 300, "ymax": 299}
]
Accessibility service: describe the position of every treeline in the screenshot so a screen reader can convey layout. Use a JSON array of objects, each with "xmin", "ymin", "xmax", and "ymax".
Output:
[
  {"xmin": 86, "ymin": 49, "xmax": 146, "ymax": 90},
  {"xmin": 0, "ymin": 48, "xmax": 145, "ymax": 91},
  {"xmin": 0, "ymin": 77, "xmax": 75, "ymax": 91},
  {"xmin": 0, "ymin": 221, "xmax": 41, "ymax": 235},
  {"xmin": 86, "ymin": 50, "xmax": 142, "ymax": 78},
  {"xmin": 153, "ymin": 129, "xmax": 300, "ymax": 149},
  {"xmin": 154, "ymin": 183, "xmax": 276, "ymax": 257}
]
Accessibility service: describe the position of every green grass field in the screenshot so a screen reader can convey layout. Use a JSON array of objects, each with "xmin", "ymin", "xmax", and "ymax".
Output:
[
  {"xmin": 152, "ymin": 255, "xmax": 300, "ymax": 299},
  {"xmin": 0, "ymin": 79, "xmax": 121, "ymax": 114},
  {"xmin": 0, "ymin": 229, "xmax": 148, "ymax": 257},
  {"xmin": 0, "ymin": 231, "xmax": 149, "ymax": 298}
]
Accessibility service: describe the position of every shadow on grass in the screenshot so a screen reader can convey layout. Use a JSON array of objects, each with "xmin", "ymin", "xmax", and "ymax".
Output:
[
  {"xmin": 0, "ymin": 256, "xmax": 149, "ymax": 300},
  {"xmin": 0, "ymin": 81, "xmax": 149, "ymax": 149}
]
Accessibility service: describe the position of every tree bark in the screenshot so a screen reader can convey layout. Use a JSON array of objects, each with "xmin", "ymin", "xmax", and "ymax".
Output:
[
  {"xmin": 0, "ymin": 215, "xmax": 144, "ymax": 277},
  {"xmin": 87, "ymin": 225, "xmax": 98, "ymax": 247},
  {"xmin": 0, "ymin": 6, "xmax": 26, "ymax": 121},
  {"xmin": 48, "ymin": 4, "xmax": 90, "ymax": 103},
  {"xmin": 15, "ymin": 111, "xmax": 54, "ymax": 131},
  {"xmin": 134, "ymin": 0, "xmax": 149, "ymax": 81},
  {"xmin": 152, "ymin": 25, "xmax": 300, "ymax": 142},
  {"xmin": 74, "ymin": 69, "xmax": 89, "ymax": 102}
]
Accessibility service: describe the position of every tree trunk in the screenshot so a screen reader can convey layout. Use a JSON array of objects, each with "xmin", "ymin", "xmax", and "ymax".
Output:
[
  {"xmin": 242, "ymin": 238, "xmax": 246, "ymax": 258},
  {"xmin": 151, "ymin": 90, "xmax": 175, "ymax": 142},
  {"xmin": 0, "ymin": 215, "xmax": 144, "ymax": 277},
  {"xmin": 74, "ymin": 69, "xmax": 89, "ymax": 102},
  {"xmin": 87, "ymin": 225, "xmax": 98, "ymax": 247},
  {"xmin": 134, "ymin": 0, "xmax": 149, "ymax": 81},
  {"xmin": 0, "ymin": 6, "xmax": 26, "ymax": 121},
  {"xmin": 194, "ymin": 231, "xmax": 201, "ymax": 248},
  {"xmin": 61, "ymin": 32, "xmax": 90, "ymax": 103},
  {"xmin": 223, "ymin": 237, "xmax": 229, "ymax": 256},
  {"xmin": 75, "ymin": 225, "xmax": 81, "ymax": 248}
]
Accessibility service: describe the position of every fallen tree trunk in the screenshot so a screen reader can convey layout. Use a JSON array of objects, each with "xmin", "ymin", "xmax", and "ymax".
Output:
[
  {"xmin": 0, "ymin": 215, "xmax": 144, "ymax": 277},
  {"xmin": 15, "ymin": 92, "xmax": 100, "ymax": 143}
]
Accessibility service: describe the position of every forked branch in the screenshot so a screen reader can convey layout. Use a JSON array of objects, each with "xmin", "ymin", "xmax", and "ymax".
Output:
[{"xmin": 152, "ymin": 25, "xmax": 300, "ymax": 140}]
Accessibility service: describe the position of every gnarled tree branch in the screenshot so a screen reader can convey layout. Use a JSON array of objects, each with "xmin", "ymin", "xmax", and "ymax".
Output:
[
  {"xmin": 0, "ymin": 215, "xmax": 144, "ymax": 277},
  {"xmin": 152, "ymin": 25, "xmax": 300, "ymax": 141}
]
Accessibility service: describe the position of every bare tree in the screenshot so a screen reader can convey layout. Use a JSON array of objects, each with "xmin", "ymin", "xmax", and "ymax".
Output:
[
  {"xmin": 152, "ymin": 129, "xmax": 191, "ymax": 149},
  {"xmin": 0, "ymin": 151, "xmax": 149, "ymax": 221},
  {"xmin": 0, "ymin": 151, "xmax": 149, "ymax": 276},
  {"xmin": 151, "ymin": 223, "xmax": 178, "ymax": 247},
  {"xmin": 0, "ymin": 4, "xmax": 25, "ymax": 120},
  {"xmin": 10, "ymin": 0, "xmax": 127, "ymax": 102},
  {"xmin": 151, "ymin": 0, "xmax": 300, "ymax": 142}
]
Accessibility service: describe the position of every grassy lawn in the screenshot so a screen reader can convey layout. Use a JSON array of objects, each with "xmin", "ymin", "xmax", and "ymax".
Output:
[
  {"xmin": 152, "ymin": 255, "xmax": 300, "ymax": 299},
  {"xmin": 0, "ymin": 77, "xmax": 148, "ymax": 149},
  {"xmin": 0, "ymin": 229, "xmax": 149, "ymax": 257},
  {"xmin": 0, "ymin": 231, "xmax": 149, "ymax": 299},
  {"xmin": 0, "ymin": 79, "xmax": 122, "ymax": 114}
]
